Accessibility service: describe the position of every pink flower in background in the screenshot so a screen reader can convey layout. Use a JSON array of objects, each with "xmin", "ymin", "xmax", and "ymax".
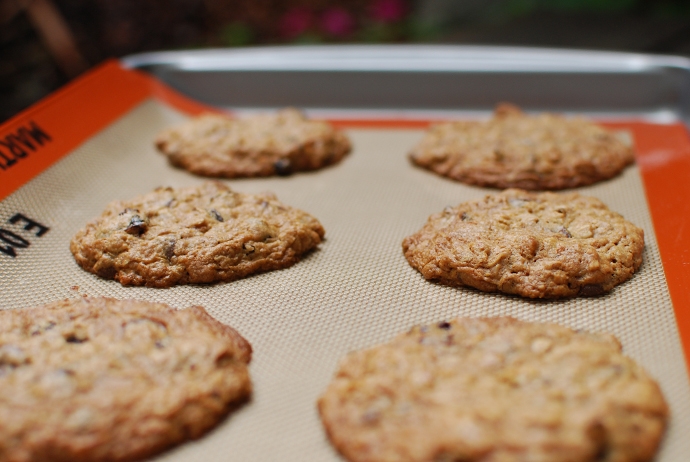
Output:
[
  {"xmin": 280, "ymin": 8, "xmax": 313, "ymax": 38},
  {"xmin": 370, "ymin": 0, "xmax": 406, "ymax": 23},
  {"xmin": 320, "ymin": 7, "xmax": 355, "ymax": 37}
]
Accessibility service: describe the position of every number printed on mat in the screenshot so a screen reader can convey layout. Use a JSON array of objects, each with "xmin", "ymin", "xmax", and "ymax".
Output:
[{"xmin": 0, "ymin": 213, "xmax": 49, "ymax": 259}]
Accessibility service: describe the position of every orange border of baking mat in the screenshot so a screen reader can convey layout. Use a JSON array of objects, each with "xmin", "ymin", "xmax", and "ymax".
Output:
[
  {"xmin": 0, "ymin": 60, "xmax": 216, "ymax": 204},
  {"xmin": 1, "ymin": 60, "xmax": 689, "ymax": 375}
]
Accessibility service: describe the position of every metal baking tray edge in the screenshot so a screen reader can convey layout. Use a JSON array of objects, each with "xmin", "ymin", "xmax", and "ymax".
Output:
[{"xmin": 121, "ymin": 44, "xmax": 690, "ymax": 124}]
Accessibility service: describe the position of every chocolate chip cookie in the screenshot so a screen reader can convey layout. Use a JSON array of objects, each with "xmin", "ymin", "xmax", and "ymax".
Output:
[
  {"xmin": 402, "ymin": 189, "xmax": 644, "ymax": 298},
  {"xmin": 318, "ymin": 316, "xmax": 668, "ymax": 462},
  {"xmin": 155, "ymin": 108, "xmax": 351, "ymax": 178},
  {"xmin": 409, "ymin": 104, "xmax": 634, "ymax": 190},
  {"xmin": 70, "ymin": 181, "xmax": 325, "ymax": 287},
  {"xmin": 0, "ymin": 297, "xmax": 252, "ymax": 462}
]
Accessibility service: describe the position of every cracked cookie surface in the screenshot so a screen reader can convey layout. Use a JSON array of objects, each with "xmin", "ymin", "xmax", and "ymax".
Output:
[
  {"xmin": 402, "ymin": 189, "xmax": 644, "ymax": 298},
  {"xmin": 0, "ymin": 297, "xmax": 252, "ymax": 462},
  {"xmin": 318, "ymin": 317, "xmax": 668, "ymax": 462},
  {"xmin": 409, "ymin": 104, "xmax": 634, "ymax": 190},
  {"xmin": 70, "ymin": 181, "xmax": 325, "ymax": 287},
  {"xmin": 155, "ymin": 108, "xmax": 351, "ymax": 178}
]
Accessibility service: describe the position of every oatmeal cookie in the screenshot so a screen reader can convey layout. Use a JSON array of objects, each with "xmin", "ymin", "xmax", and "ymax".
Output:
[
  {"xmin": 70, "ymin": 181, "xmax": 325, "ymax": 287},
  {"xmin": 155, "ymin": 108, "xmax": 351, "ymax": 178},
  {"xmin": 409, "ymin": 104, "xmax": 634, "ymax": 190},
  {"xmin": 402, "ymin": 189, "xmax": 644, "ymax": 298},
  {"xmin": 318, "ymin": 317, "xmax": 668, "ymax": 462},
  {"xmin": 0, "ymin": 297, "xmax": 252, "ymax": 462}
]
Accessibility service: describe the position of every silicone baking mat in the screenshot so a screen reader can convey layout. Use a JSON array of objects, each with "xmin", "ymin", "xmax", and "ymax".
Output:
[{"xmin": 1, "ymin": 61, "xmax": 689, "ymax": 461}]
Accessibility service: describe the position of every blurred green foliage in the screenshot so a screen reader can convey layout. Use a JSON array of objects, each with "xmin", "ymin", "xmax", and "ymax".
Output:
[
  {"xmin": 212, "ymin": 0, "xmax": 690, "ymax": 47},
  {"xmin": 497, "ymin": 0, "xmax": 690, "ymax": 17},
  {"xmin": 219, "ymin": 23, "xmax": 255, "ymax": 47}
]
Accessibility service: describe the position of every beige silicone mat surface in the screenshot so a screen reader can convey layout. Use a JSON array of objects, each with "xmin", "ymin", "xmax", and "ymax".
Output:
[{"xmin": 1, "ymin": 99, "xmax": 689, "ymax": 461}]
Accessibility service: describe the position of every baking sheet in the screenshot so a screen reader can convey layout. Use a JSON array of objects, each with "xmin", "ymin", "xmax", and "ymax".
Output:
[
  {"xmin": 122, "ymin": 45, "xmax": 690, "ymax": 124},
  {"xmin": 1, "ymin": 95, "xmax": 689, "ymax": 461}
]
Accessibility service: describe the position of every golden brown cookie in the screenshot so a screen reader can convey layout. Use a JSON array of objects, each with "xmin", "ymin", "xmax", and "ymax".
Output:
[
  {"xmin": 155, "ymin": 108, "xmax": 351, "ymax": 178},
  {"xmin": 0, "ymin": 297, "xmax": 252, "ymax": 462},
  {"xmin": 318, "ymin": 317, "xmax": 668, "ymax": 462},
  {"xmin": 402, "ymin": 189, "xmax": 644, "ymax": 298},
  {"xmin": 409, "ymin": 104, "xmax": 634, "ymax": 190},
  {"xmin": 70, "ymin": 181, "xmax": 325, "ymax": 287}
]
